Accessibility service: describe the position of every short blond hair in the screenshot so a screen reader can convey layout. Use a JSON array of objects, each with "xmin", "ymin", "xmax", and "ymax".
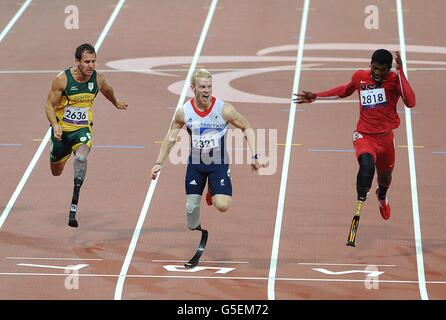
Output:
[{"xmin": 191, "ymin": 68, "xmax": 212, "ymax": 85}]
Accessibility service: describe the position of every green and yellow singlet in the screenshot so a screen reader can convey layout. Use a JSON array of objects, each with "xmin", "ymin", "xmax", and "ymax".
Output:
[{"xmin": 55, "ymin": 68, "xmax": 99, "ymax": 132}]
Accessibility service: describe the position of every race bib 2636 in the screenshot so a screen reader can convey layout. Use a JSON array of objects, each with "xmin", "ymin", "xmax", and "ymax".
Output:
[{"xmin": 63, "ymin": 106, "xmax": 89, "ymax": 125}]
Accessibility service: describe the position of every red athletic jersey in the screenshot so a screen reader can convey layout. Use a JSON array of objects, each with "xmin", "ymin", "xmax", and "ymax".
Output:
[{"xmin": 315, "ymin": 68, "xmax": 416, "ymax": 134}]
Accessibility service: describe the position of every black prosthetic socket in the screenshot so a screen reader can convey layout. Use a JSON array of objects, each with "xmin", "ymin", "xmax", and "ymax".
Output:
[{"xmin": 356, "ymin": 153, "xmax": 375, "ymax": 201}]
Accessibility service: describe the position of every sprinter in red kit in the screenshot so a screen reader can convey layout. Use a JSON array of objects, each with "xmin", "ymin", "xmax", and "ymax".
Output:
[{"xmin": 293, "ymin": 49, "xmax": 416, "ymax": 246}]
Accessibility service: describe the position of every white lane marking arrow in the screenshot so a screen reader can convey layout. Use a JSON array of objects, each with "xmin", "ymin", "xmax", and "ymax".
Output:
[
  {"xmin": 17, "ymin": 263, "xmax": 89, "ymax": 271},
  {"xmin": 163, "ymin": 265, "xmax": 235, "ymax": 274},
  {"xmin": 313, "ymin": 268, "xmax": 384, "ymax": 278}
]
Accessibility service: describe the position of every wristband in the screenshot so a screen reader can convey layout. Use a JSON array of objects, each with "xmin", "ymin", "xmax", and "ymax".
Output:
[{"xmin": 155, "ymin": 161, "xmax": 164, "ymax": 166}]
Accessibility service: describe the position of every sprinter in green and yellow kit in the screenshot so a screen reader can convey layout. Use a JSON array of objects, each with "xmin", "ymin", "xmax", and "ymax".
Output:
[{"xmin": 45, "ymin": 43, "xmax": 128, "ymax": 228}]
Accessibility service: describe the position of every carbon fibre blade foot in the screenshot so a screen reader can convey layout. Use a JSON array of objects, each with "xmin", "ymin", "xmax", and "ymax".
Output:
[
  {"xmin": 185, "ymin": 227, "xmax": 208, "ymax": 269},
  {"xmin": 68, "ymin": 209, "xmax": 78, "ymax": 228},
  {"xmin": 346, "ymin": 215, "xmax": 360, "ymax": 247}
]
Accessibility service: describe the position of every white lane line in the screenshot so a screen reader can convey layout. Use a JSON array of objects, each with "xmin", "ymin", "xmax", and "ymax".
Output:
[
  {"xmin": 113, "ymin": 0, "xmax": 219, "ymax": 301},
  {"xmin": 6, "ymin": 257, "xmax": 103, "ymax": 261},
  {"xmin": 275, "ymin": 277, "xmax": 445, "ymax": 285},
  {"xmin": 1, "ymin": 272, "xmax": 446, "ymax": 286},
  {"xmin": 151, "ymin": 259, "xmax": 249, "ymax": 264},
  {"xmin": 0, "ymin": 129, "xmax": 51, "ymax": 229},
  {"xmin": 267, "ymin": 0, "xmax": 310, "ymax": 301},
  {"xmin": 17, "ymin": 263, "xmax": 88, "ymax": 271},
  {"xmin": 298, "ymin": 263, "xmax": 397, "ymax": 267},
  {"xmin": 0, "ymin": 0, "xmax": 34, "ymax": 228},
  {"xmin": 0, "ymin": 0, "xmax": 32, "ymax": 43},
  {"xmin": 396, "ymin": 0, "xmax": 428, "ymax": 300},
  {"xmin": 95, "ymin": 0, "xmax": 126, "ymax": 51},
  {"xmin": 1, "ymin": 67, "xmax": 445, "ymax": 74},
  {"xmin": 0, "ymin": 0, "xmax": 127, "ymax": 230}
]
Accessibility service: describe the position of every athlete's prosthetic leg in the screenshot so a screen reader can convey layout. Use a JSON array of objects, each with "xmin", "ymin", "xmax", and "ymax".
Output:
[
  {"xmin": 68, "ymin": 148, "xmax": 88, "ymax": 228},
  {"xmin": 346, "ymin": 153, "xmax": 374, "ymax": 246},
  {"xmin": 184, "ymin": 195, "xmax": 208, "ymax": 268}
]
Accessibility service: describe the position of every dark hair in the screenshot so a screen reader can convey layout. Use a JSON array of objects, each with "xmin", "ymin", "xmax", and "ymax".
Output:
[
  {"xmin": 371, "ymin": 49, "xmax": 393, "ymax": 69},
  {"xmin": 75, "ymin": 43, "xmax": 96, "ymax": 60}
]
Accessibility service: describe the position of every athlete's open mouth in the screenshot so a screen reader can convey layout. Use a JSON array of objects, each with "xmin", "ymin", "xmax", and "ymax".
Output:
[{"xmin": 372, "ymin": 73, "xmax": 382, "ymax": 82}]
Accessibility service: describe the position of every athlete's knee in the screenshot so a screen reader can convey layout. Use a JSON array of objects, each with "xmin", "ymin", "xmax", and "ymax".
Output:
[
  {"xmin": 74, "ymin": 153, "xmax": 88, "ymax": 163},
  {"xmin": 51, "ymin": 169, "xmax": 63, "ymax": 176},
  {"xmin": 378, "ymin": 172, "xmax": 392, "ymax": 187},
  {"xmin": 51, "ymin": 163, "xmax": 65, "ymax": 176},
  {"xmin": 213, "ymin": 196, "xmax": 231, "ymax": 212},
  {"xmin": 73, "ymin": 152, "xmax": 88, "ymax": 187},
  {"xmin": 186, "ymin": 195, "xmax": 202, "ymax": 230},
  {"xmin": 74, "ymin": 145, "xmax": 90, "ymax": 163},
  {"xmin": 74, "ymin": 150, "xmax": 89, "ymax": 163}
]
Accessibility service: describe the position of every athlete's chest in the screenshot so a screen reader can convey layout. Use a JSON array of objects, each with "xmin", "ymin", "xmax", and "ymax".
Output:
[
  {"xmin": 184, "ymin": 102, "xmax": 226, "ymax": 130},
  {"xmin": 185, "ymin": 109, "xmax": 227, "ymax": 151},
  {"xmin": 356, "ymin": 76, "xmax": 398, "ymax": 110},
  {"xmin": 66, "ymin": 82, "xmax": 98, "ymax": 100}
]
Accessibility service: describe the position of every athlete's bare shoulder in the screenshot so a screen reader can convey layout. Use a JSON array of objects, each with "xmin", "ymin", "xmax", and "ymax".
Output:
[
  {"xmin": 52, "ymin": 70, "xmax": 67, "ymax": 91},
  {"xmin": 222, "ymin": 101, "xmax": 235, "ymax": 113},
  {"xmin": 174, "ymin": 107, "xmax": 185, "ymax": 125},
  {"xmin": 96, "ymin": 72, "xmax": 106, "ymax": 87},
  {"xmin": 96, "ymin": 71, "xmax": 105, "ymax": 80}
]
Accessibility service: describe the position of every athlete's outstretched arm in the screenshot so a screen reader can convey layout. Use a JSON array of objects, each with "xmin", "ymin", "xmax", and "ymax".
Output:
[
  {"xmin": 315, "ymin": 80, "xmax": 357, "ymax": 99},
  {"xmin": 395, "ymin": 51, "xmax": 416, "ymax": 108},
  {"xmin": 97, "ymin": 73, "xmax": 128, "ymax": 110},
  {"xmin": 151, "ymin": 109, "xmax": 185, "ymax": 180},
  {"xmin": 293, "ymin": 72, "xmax": 357, "ymax": 104},
  {"xmin": 45, "ymin": 73, "xmax": 66, "ymax": 140},
  {"xmin": 293, "ymin": 79, "xmax": 356, "ymax": 104},
  {"xmin": 222, "ymin": 103, "xmax": 267, "ymax": 171}
]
